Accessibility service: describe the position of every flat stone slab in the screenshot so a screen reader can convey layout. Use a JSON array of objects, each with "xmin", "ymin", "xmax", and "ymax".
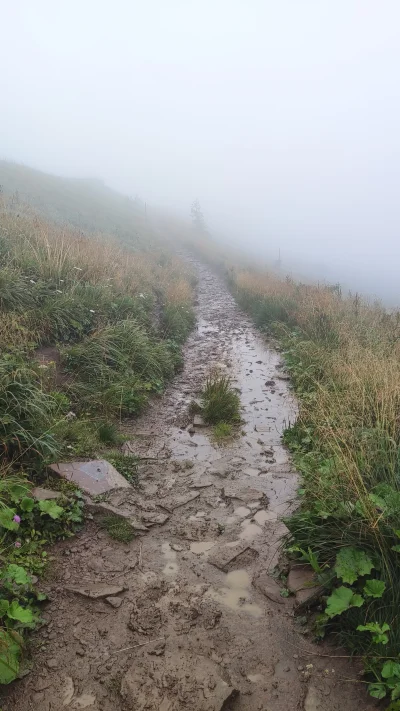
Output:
[
  {"xmin": 208, "ymin": 542, "xmax": 253, "ymax": 572},
  {"xmin": 84, "ymin": 499, "xmax": 148, "ymax": 532},
  {"xmin": 253, "ymin": 572, "xmax": 284, "ymax": 604},
  {"xmin": 67, "ymin": 584, "xmax": 125, "ymax": 599},
  {"xmin": 49, "ymin": 460, "xmax": 131, "ymax": 496},
  {"xmin": 223, "ymin": 486, "xmax": 265, "ymax": 504},
  {"xmin": 142, "ymin": 511, "xmax": 170, "ymax": 526},
  {"xmin": 190, "ymin": 478, "xmax": 214, "ymax": 489},
  {"xmin": 287, "ymin": 564, "xmax": 324, "ymax": 609},
  {"xmin": 31, "ymin": 487, "xmax": 60, "ymax": 501},
  {"xmin": 287, "ymin": 564, "xmax": 315, "ymax": 593},
  {"xmin": 160, "ymin": 491, "xmax": 200, "ymax": 512},
  {"xmin": 193, "ymin": 414, "xmax": 207, "ymax": 427}
]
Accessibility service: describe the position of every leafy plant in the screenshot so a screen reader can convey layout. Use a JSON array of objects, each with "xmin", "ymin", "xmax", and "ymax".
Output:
[
  {"xmin": 325, "ymin": 586, "xmax": 364, "ymax": 618},
  {"xmin": 357, "ymin": 622, "xmax": 390, "ymax": 645}
]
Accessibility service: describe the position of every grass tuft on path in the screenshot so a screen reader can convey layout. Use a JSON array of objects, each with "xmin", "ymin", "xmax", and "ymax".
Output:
[{"xmin": 201, "ymin": 375, "xmax": 240, "ymax": 425}]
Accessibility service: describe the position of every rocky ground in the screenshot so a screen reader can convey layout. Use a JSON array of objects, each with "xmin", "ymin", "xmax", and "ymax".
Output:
[{"xmin": 2, "ymin": 259, "xmax": 375, "ymax": 711}]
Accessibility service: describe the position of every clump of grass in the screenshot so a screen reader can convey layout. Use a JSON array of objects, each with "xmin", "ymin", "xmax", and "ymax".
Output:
[
  {"xmin": 101, "ymin": 515, "xmax": 135, "ymax": 542},
  {"xmin": 107, "ymin": 452, "xmax": 139, "ymax": 486},
  {"xmin": 213, "ymin": 422, "xmax": 233, "ymax": 443},
  {"xmin": 201, "ymin": 375, "xmax": 240, "ymax": 425},
  {"xmin": 97, "ymin": 422, "xmax": 121, "ymax": 446}
]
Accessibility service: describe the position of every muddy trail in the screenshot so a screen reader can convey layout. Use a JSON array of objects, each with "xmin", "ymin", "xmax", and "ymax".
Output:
[{"xmin": 4, "ymin": 259, "xmax": 372, "ymax": 711}]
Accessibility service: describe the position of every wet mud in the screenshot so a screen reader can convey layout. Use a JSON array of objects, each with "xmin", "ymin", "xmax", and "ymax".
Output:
[{"xmin": 3, "ymin": 259, "xmax": 373, "ymax": 711}]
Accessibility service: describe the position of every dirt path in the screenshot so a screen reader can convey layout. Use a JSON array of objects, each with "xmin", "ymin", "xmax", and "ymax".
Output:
[{"xmin": 3, "ymin": 259, "xmax": 372, "ymax": 711}]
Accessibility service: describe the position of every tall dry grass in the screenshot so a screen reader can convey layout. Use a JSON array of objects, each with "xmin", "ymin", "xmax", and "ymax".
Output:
[{"xmin": 228, "ymin": 264, "xmax": 400, "ymax": 683}]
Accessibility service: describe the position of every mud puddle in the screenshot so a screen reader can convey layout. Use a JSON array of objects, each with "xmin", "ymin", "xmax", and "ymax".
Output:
[{"xmin": 4, "ymin": 259, "xmax": 372, "ymax": 711}]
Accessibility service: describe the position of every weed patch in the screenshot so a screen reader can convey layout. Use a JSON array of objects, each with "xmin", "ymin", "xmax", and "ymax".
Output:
[
  {"xmin": 101, "ymin": 515, "xmax": 136, "ymax": 543},
  {"xmin": 201, "ymin": 375, "xmax": 240, "ymax": 425},
  {"xmin": 213, "ymin": 422, "xmax": 233, "ymax": 443}
]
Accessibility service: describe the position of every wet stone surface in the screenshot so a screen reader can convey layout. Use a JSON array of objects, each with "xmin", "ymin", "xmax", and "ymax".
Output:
[{"xmin": 3, "ymin": 258, "xmax": 373, "ymax": 711}]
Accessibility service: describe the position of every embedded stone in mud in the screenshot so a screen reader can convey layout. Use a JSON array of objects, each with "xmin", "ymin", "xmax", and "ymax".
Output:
[{"xmin": 49, "ymin": 459, "xmax": 131, "ymax": 496}]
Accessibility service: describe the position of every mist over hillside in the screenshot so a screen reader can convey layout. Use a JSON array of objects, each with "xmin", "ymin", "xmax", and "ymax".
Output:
[{"xmin": 0, "ymin": 161, "xmax": 150, "ymax": 247}]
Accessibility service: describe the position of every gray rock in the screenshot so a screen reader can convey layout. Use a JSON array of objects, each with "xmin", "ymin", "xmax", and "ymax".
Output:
[
  {"xmin": 84, "ymin": 499, "xmax": 148, "ymax": 532},
  {"xmin": 32, "ymin": 487, "xmax": 60, "ymax": 501},
  {"xmin": 49, "ymin": 459, "xmax": 132, "ymax": 496},
  {"xmin": 46, "ymin": 658, "xmax": 58, "ymax": 669},
  {"xmin": 67, "ymin": 584, "xmax": 125, "ymax": 599},
  {"xmin": 160, "ymin": 491, "xmax": 200, "ymax": 511},
  {"xmin": 193, "ymin": 414, "xmax": 207, "ymax": 427},
  {"xmin": 106, "ymin": 596, "xmax": 123, "ymax": 608},
  {"xmin": 254, "ymin": 572, "xmax": 284, "ymax": 604}
]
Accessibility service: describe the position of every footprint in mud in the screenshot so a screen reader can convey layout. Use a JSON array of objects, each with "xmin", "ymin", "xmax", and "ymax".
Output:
[
  {"xmin": 207, "ymin": 569, "xmax": 262, "ymax": 618},
  {"xmin": 162, "ymin": 542, "xmax": 179, "ymax": 576}
]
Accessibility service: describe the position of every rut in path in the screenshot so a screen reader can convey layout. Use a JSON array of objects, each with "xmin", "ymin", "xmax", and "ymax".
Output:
[{"xmin": 3, "ymin": 259, "xmax": 371, "ymax": 711}]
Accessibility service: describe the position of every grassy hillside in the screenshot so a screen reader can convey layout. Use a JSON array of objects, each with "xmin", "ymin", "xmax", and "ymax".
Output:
[
  {"xmin": 228, "ymin": 266, "xmax": 400, "ymax": 705},
  {"xmin": 0, "ymin": 167, "xmax": 195, "ymax": 683},
  {"xmin": 0, "ymin": 161, "xmax": 151, "ymax": 246}
]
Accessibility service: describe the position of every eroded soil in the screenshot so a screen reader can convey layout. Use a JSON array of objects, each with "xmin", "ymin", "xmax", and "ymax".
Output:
[{"xmin": 3, "ymin": 260, "xmax": 373, "ymax": 711}]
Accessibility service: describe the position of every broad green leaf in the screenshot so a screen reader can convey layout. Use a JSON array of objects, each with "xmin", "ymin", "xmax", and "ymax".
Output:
[
  {"xmin": 38, "ymin": 500, "xmax": 63, "ymax": 519},
  {"xmin": 20, "ymin": 496, "xmax": 35, "ymax": 512},
  {"xmin": 0, "ymin": 630, "xmax": 21, "ymax": 684},
  {"xmin": 325, "ymin": 586, "xmax": 364, "ymax": 618},
  {"xmin": 350, "ymin": 593, "xmax": 364, "ymax": 608},
  {"xmin": 357, "ymin": 621, "xmax": 390, "ymax": 644},
  {"xmin": 4, "ymin": 564, "xmax": 30, "ymax": 585},
  {"xmin": 9, "ymin": 484, "xmax": 29, "ymax": 503},
  {"xmin": 363, "ymin": 579, "xmax": 386, "ymax": 598},
  {"xmin": 368, "ymin": 683, "xmax": 387, "ymax": 700},
  {"xmin": 7, "ymin": 601, "xmax": 33, "ymax": 624},
  {"xmin": 334, "ymin": 547, "xmax": 374, "ymax": 584},
  {"xmin": 392, "ymin": 545, "xmax": 400, "ymax": 553},
  {"xmin": 382, "ymin": 661, "xmax": 400, "ymax": 679},
  {"xmin": 0, "ymin": 599, "xmax": 9, "ymax": 616},
  {"xmin": 0, "ymin": 509, "xmax": 18, "ymax": 532},
  {"xmin": 393, "ymin": 685, "xmax": 400, "ymax": 702},
  {"xmin": 387, "ymin": 700, "xmax": 400, "ymax": 710}
]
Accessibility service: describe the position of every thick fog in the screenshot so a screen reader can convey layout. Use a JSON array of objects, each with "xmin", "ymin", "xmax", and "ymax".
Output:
[{"xmin": 1, "ymin": 1, "xmax": 400, "ymax": 302}]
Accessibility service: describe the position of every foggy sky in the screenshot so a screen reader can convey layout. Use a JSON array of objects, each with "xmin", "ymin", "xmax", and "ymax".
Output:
[{"xmin": 1, "ymin": 1, "xmax": 400, "ymax": 301}]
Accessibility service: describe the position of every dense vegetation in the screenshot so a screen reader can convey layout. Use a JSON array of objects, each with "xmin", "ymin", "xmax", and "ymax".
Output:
[
  {"xmin": 0, "ymin": 169, "xmax": 195, "ymax": 683},
  {"xmin": 228, "ymin": 267, "xmax": 400, "ymax": 705}
]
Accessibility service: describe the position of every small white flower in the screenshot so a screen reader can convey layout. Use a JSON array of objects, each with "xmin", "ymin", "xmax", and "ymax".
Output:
[
  {"xmin": 73, "ymin": 266, "xmax": 83, "ymax": 271},
  {"xmin": 90, "ymin": 309, "xmax": 95, "ymax": 313},
  {"xmin": 60, "ymin": 279, "xmax": 64, "ymax": 283},
  {"xmin": 139, "ymin": 293, "xmax": 145, "ymax": 298},
  {"xmin": 56, "ymin": 289, "xmax": 62, "ymax": 294},
  {"xmin": 38, "ymin": 364, "xmax": 48, "ymax": 369},
  {"xmin": 30, "ymin": 279, "xmax": 36, "ymax": 284},
  {"xmin": 66, "ymin": 445, "xmax": 73, "ymax": 449},
  {"xmin": 65, "ymin": 411, "xmax": 76, "ymax": 420}
]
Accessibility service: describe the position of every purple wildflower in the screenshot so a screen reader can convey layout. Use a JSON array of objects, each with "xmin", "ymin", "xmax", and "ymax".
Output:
[
  {"xmin": 14, "ymin": 541, "xmax": 21, "ymax": 548},
  {"xmin": 13, "ymin": 515, "xmax": 21, "ymax": 524}
]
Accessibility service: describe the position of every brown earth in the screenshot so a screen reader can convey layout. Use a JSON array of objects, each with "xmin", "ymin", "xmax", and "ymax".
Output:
[{"xmin": 2, "ymin": 259, "xmax": 375, "ymax": 711}]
